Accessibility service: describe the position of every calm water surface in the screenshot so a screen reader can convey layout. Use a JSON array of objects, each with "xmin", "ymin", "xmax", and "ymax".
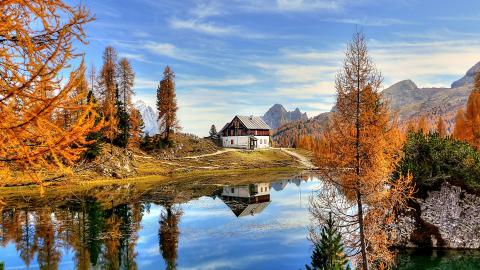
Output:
[
  {"xmin": 1, "ymin": 175, "xmax": 480, "ymax": 269},
  {"xmin": 0, "ymin": 176, "xmax": 319, "ymax": 269}
]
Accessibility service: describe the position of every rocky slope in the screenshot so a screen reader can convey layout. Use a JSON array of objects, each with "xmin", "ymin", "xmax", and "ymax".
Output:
[
  {"xmin": 395, "ymin": 182, "xmax": 480, "ymax": 249},
  {"xmin": 262, "ymin": 104, "xmax": 308, "ymax": 130},
  {"xmin": 134, "ymin": 100, "xmax": 159, "ymax": 135}
]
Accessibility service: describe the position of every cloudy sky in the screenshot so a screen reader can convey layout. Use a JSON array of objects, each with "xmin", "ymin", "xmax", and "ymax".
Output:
[{"xmin": 78, "ymin": 0, "xmax": 480, "ymax": 136}]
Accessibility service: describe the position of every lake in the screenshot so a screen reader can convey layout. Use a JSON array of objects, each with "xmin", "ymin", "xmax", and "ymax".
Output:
[{"xmin": 0, "ymin": 174, "xmax": 479, "ymax": 269}]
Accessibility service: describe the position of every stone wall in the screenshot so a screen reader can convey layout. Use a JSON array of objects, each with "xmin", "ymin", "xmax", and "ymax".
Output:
[{"xmin": 395, "ymin": 182, "xmax": 480, "ymax": 249}]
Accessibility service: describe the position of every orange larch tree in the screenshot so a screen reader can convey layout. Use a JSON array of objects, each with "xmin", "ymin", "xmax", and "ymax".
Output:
[
  {"xmin": 436, "ymin": 117, "xmax": 447, "ymax": 137},
  {"xmin": 418, "ymin": 116, "xmax": 430, "ymax": 135},
  {"xmin": 98, "ymin": 46, "xmax": 119, "ymax": 147},
  {"xmin": 453, "ymin": 72, "xmax": 480, "ymax": 150},
  {"xmin": 312, "ymin": 31, "xmax": 413, "ymax": 270},
  {"xmin": 0, "ymin": 0, "xmax": 98, "ymax": 183},
  {"xmin": 156, "ymin": 66, "xmax": 179, "ymax": 142},
  {"xmin": 129, "ymin": 108, "xmax": 144, "ymax": 149}
]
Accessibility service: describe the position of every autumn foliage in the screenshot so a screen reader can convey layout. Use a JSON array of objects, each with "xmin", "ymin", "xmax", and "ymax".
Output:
[
  {"xmin": 453, "ymin": 72, "xmax": 480, "ymax": 150},
  {"xmin": 312, "ymin": 32, "xmax": 413, "ymax": 269},
  {"xmin": 0, "ymin": 1, "xmax": 100, "ymax": 181},
  {"xmin": 157, "ymin": 66, "xmax": 179, "ymax": 142}
]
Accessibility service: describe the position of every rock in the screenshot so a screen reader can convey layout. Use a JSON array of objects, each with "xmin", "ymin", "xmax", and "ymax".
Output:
[
  {"xmin": 86, "ymin": 145, "xmax": 137, "ymax": 179},
  {"xmin": 395, "ymin": 182, "xmax": 480, "ymax": 249}
]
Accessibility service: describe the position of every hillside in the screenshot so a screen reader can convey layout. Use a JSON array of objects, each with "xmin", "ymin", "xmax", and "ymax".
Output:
[
  {"xmin": 273, "ymin": 61, "xmax": 479, "ymax": 146},
  {"xmin": 262, "ymin": 104, "xmax": 308, "ymax": 129},
  {"xmin": 272, "ymin": 112, "xmax": 330, "ymax": 147}
]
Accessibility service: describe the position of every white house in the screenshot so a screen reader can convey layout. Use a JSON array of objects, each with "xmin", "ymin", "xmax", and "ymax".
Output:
[
  {"xmin": 221, "ymin": 183, "xmax": 271, "ymax": 217},
  {"xmin": 219, "ymin": 115, "xmax": 271, "ymax": 150}
]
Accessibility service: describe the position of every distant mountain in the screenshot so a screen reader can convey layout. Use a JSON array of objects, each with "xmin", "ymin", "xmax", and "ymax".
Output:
[
  {"xmin": 134, "ymin": 100, "xmax": 159, "ymax": 135},
  {"xmin": 451, "ymin": 61, "xmax": 480, "ymax": 88},
  {"xmin": 262, "ymin": 104, "xmax": 308, "ymax": 130},
  {"xmin": 273, "ymin": 61, "xmax": 479, "ymax": 146}
]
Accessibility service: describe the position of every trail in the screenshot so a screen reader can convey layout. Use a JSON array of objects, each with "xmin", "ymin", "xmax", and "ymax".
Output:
[
  {"xmin": 182, "ymin": 148, "xmax": 238, "ymax": 159},
  {"xmin": 280, "ymin": 148, "xmax": 318, "ymax": 169}
]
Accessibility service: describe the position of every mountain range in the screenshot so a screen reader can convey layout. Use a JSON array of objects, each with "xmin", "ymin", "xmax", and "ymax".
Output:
[
  {"xmin": 262, "ymin": 104, "xmax": 308, "ymax": 130},
  {"xmin": 272, "ymin": 61, "xmax": 480, "ymax": 146}
]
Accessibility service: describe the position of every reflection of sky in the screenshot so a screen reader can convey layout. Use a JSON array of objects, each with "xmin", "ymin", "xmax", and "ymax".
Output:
[
  {"xmin": 137, "ymin": 178, "xmax": 321, "ymax": 270},
  {"xmin": 1, "ymin": 178, "xmax": 321, "ymax": 270}
]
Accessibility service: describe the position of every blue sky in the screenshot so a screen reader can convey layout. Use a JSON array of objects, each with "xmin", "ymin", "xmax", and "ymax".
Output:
[{"xmin": 77, "ymin": 0, "xmax": 480, "ymax": 135}]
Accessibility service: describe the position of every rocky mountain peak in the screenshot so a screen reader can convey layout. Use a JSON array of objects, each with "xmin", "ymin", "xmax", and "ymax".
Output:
[
  {"xmin": 134, "ymin": 100, "xmax": 159, "ymax": 135},
  {"xmin": 262, "ymin": 104, "xmax": 308, "ymax": 130},
  {"xmin": 451, "ymin": 61, "xmax": 480, "ymax": 88},
  {"xmin": 390, "ymin": 79, "xmax": 418, "ymax": 91}
]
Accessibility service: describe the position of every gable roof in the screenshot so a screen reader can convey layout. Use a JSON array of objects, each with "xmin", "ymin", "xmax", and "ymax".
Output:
[{"xmin": 236, "ymin": 115, "xmax": 271, "ymax": 130}]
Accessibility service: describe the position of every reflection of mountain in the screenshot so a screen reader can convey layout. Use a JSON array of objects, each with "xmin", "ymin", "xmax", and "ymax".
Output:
[
  {"xmin": 272, "ymin": 180, "xmax": 289, "ymax": 191},
  {"xmin": 221, "ymin": 183, "xmax": 271, "ymax": 217}
]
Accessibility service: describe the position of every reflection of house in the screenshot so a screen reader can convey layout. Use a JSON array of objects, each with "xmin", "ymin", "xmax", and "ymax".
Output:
[
  {"xmin": 220, "ymin": 115, "xmax": 271, "ymax": 150},
  {"xmin": 221, "ymin": 183, "xmax": 271, "ymax": 217}
]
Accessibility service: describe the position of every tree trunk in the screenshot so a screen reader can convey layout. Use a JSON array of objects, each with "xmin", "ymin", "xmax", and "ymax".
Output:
[
  {"xmin": 355, "ymin": 44, "xmax": 368, "ymax": 270},
  {"xmin": 357, "ymin": 190, "xmax": 368, "ymax": 270}
]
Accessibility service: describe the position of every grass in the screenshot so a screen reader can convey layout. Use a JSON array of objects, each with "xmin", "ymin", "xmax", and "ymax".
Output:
[{"xmin": 0, "ymin": 148, "xmax": 311, "ymax": 197}]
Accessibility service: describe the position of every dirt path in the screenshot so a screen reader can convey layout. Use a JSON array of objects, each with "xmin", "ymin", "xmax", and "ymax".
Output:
[
  {"xmin": 280, "ymin": 148, "xmax": 317, "ymax": 169},
  {"xmin": 181, "ymin": 148, "xmax": 238, "ymax": 159}
]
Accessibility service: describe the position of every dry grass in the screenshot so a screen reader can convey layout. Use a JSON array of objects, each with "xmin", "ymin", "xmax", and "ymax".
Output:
[{"xmin": 0, "ymin": 148, "xmax": 309, "ymax": 195}]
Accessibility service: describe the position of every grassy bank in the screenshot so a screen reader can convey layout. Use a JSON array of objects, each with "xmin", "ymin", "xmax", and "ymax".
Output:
[{"xmin": 0, "ymin": 148, "xmax": 311, "ymax": 193}]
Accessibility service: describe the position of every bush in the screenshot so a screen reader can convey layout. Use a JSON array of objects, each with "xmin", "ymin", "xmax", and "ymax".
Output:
[{"xmin": 396, "ymin": 132, "xmax": 480, "ymax": 193}]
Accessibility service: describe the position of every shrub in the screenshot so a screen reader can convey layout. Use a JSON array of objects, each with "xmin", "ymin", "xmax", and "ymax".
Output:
[{"xmin": 396, "ymin": 132, "xmax": 480, "ymax": 193}]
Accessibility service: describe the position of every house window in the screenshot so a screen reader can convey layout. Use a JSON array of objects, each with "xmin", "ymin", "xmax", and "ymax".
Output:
[
  {"xmin": 231, "ymin": 139, "xmax": 234, "ymax": 145},
  {"xmin": 231, "ymin": 188, "xmax": 234, "ymax": 193}
]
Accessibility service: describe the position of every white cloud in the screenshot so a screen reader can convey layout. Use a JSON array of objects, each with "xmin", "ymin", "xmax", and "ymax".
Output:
[
  {"xmin": 326, "ymin": 17, "xmax": 413, "ymax": 26},
  {"xmin": 170, "ymin": 18, "xmax": 236, "ymax": 36},
  {"xmin": 178, "ymin": 75, "xmax": 259, "ymax": 87},
  {"xmin": 276, "ymin": 0, "xmax": 340, "ymax": 11},
  {"xmin": 143, "ymin": 41, "xmax": 198, "ymax": 62},
  {"xmin": 190, "ymin": 1, "xmax": 224, "ymax": 18}
]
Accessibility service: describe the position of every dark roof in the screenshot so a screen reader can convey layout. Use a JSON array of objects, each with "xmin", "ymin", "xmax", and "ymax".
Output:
[{"xmin": 236, "ymin": 115, "xmax": 271, "ymax": 130}]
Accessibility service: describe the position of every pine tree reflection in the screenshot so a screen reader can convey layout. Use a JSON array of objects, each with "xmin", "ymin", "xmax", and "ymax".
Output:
[{"xmin": 158, "ymin": 203, "xmax": 183, "ymax": 270}]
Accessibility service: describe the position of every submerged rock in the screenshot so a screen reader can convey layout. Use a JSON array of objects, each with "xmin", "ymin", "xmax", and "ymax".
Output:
[{"xmin": 395, "ymin": 182, "xmax": 480, "ymax": 249}]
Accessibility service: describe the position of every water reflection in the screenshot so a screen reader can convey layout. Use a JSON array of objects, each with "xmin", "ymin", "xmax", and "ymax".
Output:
[
  {"xmin": 221, "ymin": 183, "xmax": 271, "ymax": 217},
  {"xmin": 0, "ymin": 175, "xmax": 316, "ymax": 269}
]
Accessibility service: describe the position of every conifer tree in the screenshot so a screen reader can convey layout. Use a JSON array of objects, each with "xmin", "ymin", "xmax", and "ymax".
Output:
[
  {"xmin": 98, "ymin": 46, "xmax": 119, "ymax": 148},
  {"xmin": 313, "ymin": 31, "xmax": 414, "ymax": 269},
  {"xmin": 418, "ymin": 116, "xmax": 430, "ymax": 135},
  {"xmin": 129, "ymin": 108, "xmax": 144, "ymax": 149},
  {"xmin": 437, "ymin": 117, "xmax": 447, "ymax": 137},
  {"xmin": 306, "ymin": 213, "xmax": 350, "ymax": 270},
  {"xmin": 453, "ymin": 72, "xmax": 480, "ymax": 150},
  {"xmin": 114, "ymin": 58, "xmax": 135, "ymax": 148},
  {"xmin": 0, "ymin": 1, "xmax": 98, "ymax": 182},
  {"xmin": 157, "ymin": 66, "xmax": 179, "ymax": 142},
  {"xmin": 209, "ymin": 125, "xmax": 217, "ymax": 137}
]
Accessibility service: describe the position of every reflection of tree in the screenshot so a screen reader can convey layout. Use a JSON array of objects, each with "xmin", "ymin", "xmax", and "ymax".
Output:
[
  {"xmin": 35, "ymin": 208, "xmax": 62, "ymax": 270},
  {"xmin": 0, "ymin": 199, "xmax": 145, "ymax": 269},
  {"xmin": 65, "ymin": 199, "xmax": 105, "ymax": 270},
  {"xmin": 159, "ymin": 204, "xmax": 182, "ymax": 270},
  {"xmin": 15, "ymin": 210, "xmax": 38, "ymax": 267},
  {"xmin": 102, "ymin": 203, "xmax": 143, "ymax": 270}
]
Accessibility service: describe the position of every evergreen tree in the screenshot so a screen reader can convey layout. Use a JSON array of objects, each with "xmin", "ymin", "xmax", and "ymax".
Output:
[
  {"xmin": 209, "ymin": 124, "xmax": 217, "ymax": 137},
  {"xmin": 114, "ymin": 84, "xmax": 130, "ymax": 148},
  {"xmin": 83, "ymin": 90, "xmax": 104, "ymax": 160},
  {"xmin": 157, "ymin": 66, "xmax": 178, "ymax": 142},
  {"xmin": 98, "ymin": 46, "xmax": 119, "ymax": 148},
  {"xmin": 306, "ymin": 213, "xmax": 350, "ymax": 270}
]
